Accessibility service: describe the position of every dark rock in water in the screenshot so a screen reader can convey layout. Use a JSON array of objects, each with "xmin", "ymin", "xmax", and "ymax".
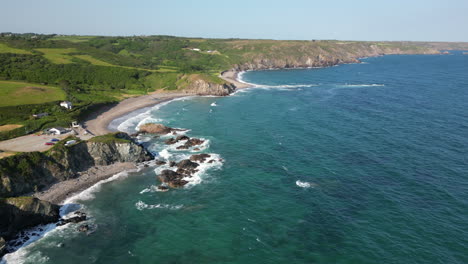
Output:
[
  {"xmin": 157, "ymin": 170, "xmax": 189, "ymax": 188},
  {"xmin": 190, "ymin": 154, "xmax": 211, "ymax": 163},
  {"xmin": 168, "ymin": 179, "xmax": 189, "ymax": 188},
  {"xmin": 208, "ymin": 160, "xmax": 215, "ymax": 164},
  {"xmin": 144, "ymin": 164, "xmax": 149, "ymax": 168},
  {"xmin": 164, "ymin": 138, "xmax": 177, "ymax": 145},
  {"xmin": 172, "ymin": 131, "xmax": 177, "ymax": 135},
  {"xmin": 193, "ymin": 148, "xmax": 200, "ymax": 151},
  {"xmin": 157, "ymin": 185, "xmax": 169, "ymax": 192},
  {"xmin": 166, "ymin": 135, "xmax": 190, "ymax": 145},
  {"xmin": 57, "ymin": 242, "xmax": 65, "ymax": 248},
  {"xmin": 158, "ymin": 170, "xmax": 182, "ymax": 183},
  {"xmin": 176, "ymin": 145, "xmax": 189, "ymax": 150},
  {"xmin": 139, "ymin": 123, "xmax": 186, "ymax": 135},
  {"xmin": 176, "ymin": 159, "xmax": 199, "ymax": 176},
  {"xmin": 176, "ymin": 138, "xmax": 205, "ymax": 150},
  {"xmin": 155, "ymin": 160, "xmax": 166, "ymax": 165},
  {"xmin": 77, "ymin": 224, "xmax": 89, "ymax": 233},
  {"xmin": 57, "ymin": 212, "xmax": 87, "ymax": 226},
  {"xmin": 169, "ymin": 161, "xmax": 176, "ymax": 167},
  {"xmin": 176, "ymin": 135, "xmax": 190, "ymax": 141}
]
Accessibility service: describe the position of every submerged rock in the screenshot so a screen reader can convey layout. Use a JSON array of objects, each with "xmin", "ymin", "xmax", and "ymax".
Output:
[
  {"xmin": 155, "ymin": 160, "xmax": 166, "ymax": 165},
  {"xmin": 157, "ymin": 185, "xmax": 169, "ymax": 192},
  {"xmin": 77, "ymin": 224, "xmax": 89, "ymax": 233}
]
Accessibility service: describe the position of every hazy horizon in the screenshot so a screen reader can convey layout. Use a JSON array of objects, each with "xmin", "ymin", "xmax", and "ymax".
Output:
[{"xmin": 1, "ymin": 0, "xmax": 468, "ymax": 42}]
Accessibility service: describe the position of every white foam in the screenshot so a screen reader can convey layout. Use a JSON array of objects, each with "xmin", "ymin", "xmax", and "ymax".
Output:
[
  {"xmin": 337, "ymin": 84, "xmax": 385, "ymax": 87},
  {"xmin": 296, "ymin": 180, "xmax": 316, "ymax": 188},
  {"xmin": 135, "ymin": 201, "xmax": 183, "ymax": 210},
  {"xmin": 158, "ymin": 149, "xmax": 172, "ymax": 160},
  {"xmin": 210, "ymin": 102, "xmax": 217, "ymax": 107},
  {"xmin": 63, "ymin": 171, "xmax": 132, "ymax": 204}
]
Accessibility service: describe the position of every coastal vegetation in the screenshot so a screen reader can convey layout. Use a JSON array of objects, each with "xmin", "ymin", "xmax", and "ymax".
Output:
[{"xmin": 1, "ymin": 32, "xmax": 468, "ymax": 140}]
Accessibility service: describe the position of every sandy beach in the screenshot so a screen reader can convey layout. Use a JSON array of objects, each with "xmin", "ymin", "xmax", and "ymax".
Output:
[
  {"xmin": 220, "ymin": 69, "xmax": 252, "ymax": 89},
  {"xmin": 84, "ymin": 92, "xmax": 190, "ymax": 136}
]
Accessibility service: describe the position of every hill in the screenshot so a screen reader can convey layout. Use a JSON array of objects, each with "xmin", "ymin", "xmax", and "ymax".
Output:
[{"xmin": 0, "ymin": 32, "xmax": 467, "ymax": 140}]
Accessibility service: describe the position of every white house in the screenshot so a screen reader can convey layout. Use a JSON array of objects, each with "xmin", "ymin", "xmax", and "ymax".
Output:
[
  {"xmin": 49, "ymin": 127, "xmax": 67, "ymax": 135},
  {"xmin": 60, "ymin": 101, "xmax": 73, "ymax": 109}
]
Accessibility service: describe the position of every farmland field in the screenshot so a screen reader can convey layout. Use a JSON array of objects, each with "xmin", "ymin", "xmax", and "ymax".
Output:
[
  {"xmin": 0, "ymin": 80, "xmax": 66, "ymax": 107},
  {"xmin": 0, "ymin": 43, "xmax": 31, "ymax": 54},
  {"xmin": 35, "ymin": 48, "xmax": 77, "ymax": 64}
]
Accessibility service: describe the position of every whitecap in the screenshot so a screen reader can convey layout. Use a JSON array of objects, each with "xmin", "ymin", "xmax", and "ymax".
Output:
[
  {"xmin": 135, "ymin": 201, "xmax": 183, "ymax": 210},
  {"xmin": 337, "ymin": 84, "xmax": 385, "ymax": 87},
  {"xmin": 296, "ymin": 180, "xmax": 316, "ymax": 188},
  {"xmin": 210, "ymin": 102, "xmax": 217, "ymax": 107}
]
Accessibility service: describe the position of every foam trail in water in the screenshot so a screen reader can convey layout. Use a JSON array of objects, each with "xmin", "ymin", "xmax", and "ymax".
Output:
[
  {"xmin": 135, "ymin": 201, "xmax": 183, "ymax": 210},
  {"xmin": 296, "ymin": 180, "xmax": 316, "ymax": 188}
]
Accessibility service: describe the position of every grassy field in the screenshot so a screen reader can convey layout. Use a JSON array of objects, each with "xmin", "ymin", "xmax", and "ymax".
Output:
[
  {"xmin": 49, "ymin": 35, "xmax": 96, "ymax": 42},
  {"xmin": 0, "ymin": 81, "xmax": 66, "ymax": 107},
  {"xmin": 0, "ymin": 43, "xmax": 31, "ymax": 54},
  {"xmin": 35, "ymin": 48, "xmax": 77, "ymax": 64},
  {"xmin": 0, "ymin": 124, "xmax": 23, "ymax": 132},
  {"xmin": 74, "ymin": 54, "xmax": 115, "ymax": 66}
]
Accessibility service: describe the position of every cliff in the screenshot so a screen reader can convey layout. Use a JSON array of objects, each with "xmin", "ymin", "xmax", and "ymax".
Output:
[
  {"xmin": 0, "ymin": 132, "xmax": 154, "ymax": 198},
  {"xmin": 228, "ymin": 41, "xmax": 441, "ymax": 71},
  {"xmin": 178, "ymin": 74, "xmax": 236, "ymax": 96},
  {"xmin": 0, "ymin": 197, "xmax": 59, "ymax": 239}
]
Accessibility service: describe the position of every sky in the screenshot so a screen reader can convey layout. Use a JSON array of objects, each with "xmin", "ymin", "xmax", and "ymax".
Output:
[{"xmin": 1, "ymin": 0, "xmax": 468, "ymax": 42}]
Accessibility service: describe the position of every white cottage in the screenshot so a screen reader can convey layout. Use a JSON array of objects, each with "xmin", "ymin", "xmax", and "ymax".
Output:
[{"xmin": 60, "ymin": 101, "xmax": 73, "ymax": 110}]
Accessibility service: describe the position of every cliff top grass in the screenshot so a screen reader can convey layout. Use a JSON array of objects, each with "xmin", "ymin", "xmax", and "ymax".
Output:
[{"xmin": 87, "ymin": 132, "xmax": 131, "ymax": 144}]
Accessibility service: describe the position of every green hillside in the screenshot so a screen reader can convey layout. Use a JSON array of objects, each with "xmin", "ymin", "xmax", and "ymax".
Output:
[{"xmin": 0, "ymin": 32, "xmax": 467, "ymax": 140}]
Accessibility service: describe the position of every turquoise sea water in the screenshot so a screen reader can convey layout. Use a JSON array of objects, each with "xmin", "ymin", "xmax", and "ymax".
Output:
[{"xmin": 4, "ymin": 52, "xmax": 468, "ymax": 263}]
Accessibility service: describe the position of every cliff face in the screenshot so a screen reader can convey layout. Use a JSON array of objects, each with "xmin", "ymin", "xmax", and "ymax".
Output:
[
  {"xmin": 231, "ymin": 42, "xmax": 441, "ymax": 71},
  {"xmin": 182, "ymin": 78, "xmax": 235, "ymax": 96},
  {"xmin": 178, "ymin": 74, "xmax": 236, "ymax": 96},
  {"xmin": 0, "ymin": 197, "xmax": 60, "ymax": 240},
  {"xmin": 0, "ymin": 133, "xmax": 153, "ymax": 197}
]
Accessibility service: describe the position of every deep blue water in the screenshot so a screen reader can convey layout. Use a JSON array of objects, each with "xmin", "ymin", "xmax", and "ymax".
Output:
[{"xmin": 4, "ymin": 52, "xmax": 468, "ymax": 264}]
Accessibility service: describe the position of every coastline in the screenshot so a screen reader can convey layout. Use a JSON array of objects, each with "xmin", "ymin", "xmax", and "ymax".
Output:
[
  {"xmin": 33, "ymin": 162, "xmax": 138, "ymax": 205},
  {"xmin": 83, "ymin": 92, "xmax": 190, "ymax": 136},
  {"xmin": 220, "ymin": 69, "xmax": 252, "ymax": 89}
]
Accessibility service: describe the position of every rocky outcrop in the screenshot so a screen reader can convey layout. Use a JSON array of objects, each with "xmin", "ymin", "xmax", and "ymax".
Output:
[
  {"xmin": 158, "ymin": 170, "xmax": 189, "ymax": 188},
  {"xmin": 190, "ymin": 154, "xmax": 211, "ymax": 163},
  {"xmin": 0, "ymin": 197, "xmax": 60, "ymax": 242},
  {"xmin": 0, "ymin": 133, "xmax": 154, "ymax": 197},
  {"xmin": 176, "ymin": 138, "xmax": 205, "ymax": 150},
  {"xmin": 179, "ymin": 74, "xmax": 235, "ymax": 96},
  {"xmin": 183, "ymin": 79, "xmax": 235, "ymax": 96},
  {"xmin": 139, "ymin": 123, "xmax": 177, "ymax": 135}
]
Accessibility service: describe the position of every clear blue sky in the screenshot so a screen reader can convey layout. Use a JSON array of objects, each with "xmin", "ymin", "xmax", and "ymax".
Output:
[{"xmin": 2, "ymin": 0, "xmax": 468, "ymax": 41}]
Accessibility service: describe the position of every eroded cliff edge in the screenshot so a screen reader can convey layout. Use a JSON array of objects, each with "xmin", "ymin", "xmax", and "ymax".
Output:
[{"xmin": 0, "ymin": 132, "xmax": 153, "ymax": 198}]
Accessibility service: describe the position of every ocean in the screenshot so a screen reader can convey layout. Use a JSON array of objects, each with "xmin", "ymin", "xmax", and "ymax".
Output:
[{"xmin": 3, "ymin": 52, "xmax": 468, "ymax": 263}]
